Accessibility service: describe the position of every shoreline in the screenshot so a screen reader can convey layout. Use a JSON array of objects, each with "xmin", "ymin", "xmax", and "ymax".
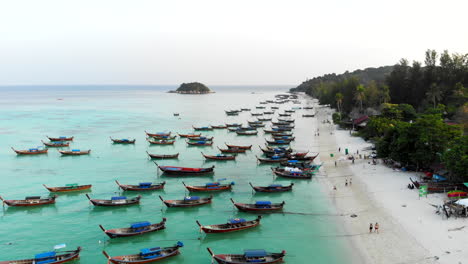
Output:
[{"xmin": 312, "ymin": 103, "xmax": 452, "ymax": 264}]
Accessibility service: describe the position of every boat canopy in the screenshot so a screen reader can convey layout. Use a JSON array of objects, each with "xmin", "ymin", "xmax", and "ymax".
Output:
[
  {"xmin": 268, "ymin": 184, "xmax": 283, "ymax": 187},
  {"xmin": 184, "ymin": 196, "xmax": 200, "ymax": 201},
  {"xmin": 244, "ymin": 249, "xmax": 267, "ymax": 258},
  {"xmin": 111, "ymin": 196, "xmax": 127, "ymax": 200},
  {"xmin": 131, "ymin": 221, "xmax": 151, "ymax": 229},
  {"xmin": 229, "ymin": 218, "xmax": 246, "ymax": 224},
  {"xmin": 255, "ymin": 201, "xmax": 271, "ymax": 205},
  {"xmin": 139, "ymin": 182, "xmax": 152, "ymax": 187}
]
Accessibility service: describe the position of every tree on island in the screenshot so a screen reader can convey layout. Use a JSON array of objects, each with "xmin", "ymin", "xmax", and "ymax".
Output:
[{"xmin": 175, "ymin": 82, "xmax": 212, "ymax": 94}]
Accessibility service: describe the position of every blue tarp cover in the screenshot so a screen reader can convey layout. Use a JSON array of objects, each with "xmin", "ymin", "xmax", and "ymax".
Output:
[
  {"xmin": 206, "ymin": 182, "xmax": 220, "ymax": 186},
  {"xmin": 184, "ymin": 196, "xmax": 200, "ymax": 201},
  {"xmin": 111, "ymin": 196, "xmax": 127, "ymax": 200},
  {"xmin": 72, "ymin": 149, "xmax": 80, "ymax": 151},
  {"xmin": 29, "ymin": 148, "xmax": 38, "ymax": 151},
  {"xmin": 229, "ymin": 218, "xmax": 246, "ymax": 224},
  {"xmin": 197, "ymin": 141, "xmax": 207, "ymax": 144},
  {"xmin": 139, "ymin": 182, "xmax": 152, "ymax": 186},
  {"xmin": 164, "ymin": 167, "xmax": 181, "ymax": 171},
  {"xmin": 140, "ymin": 247, "xmax": 161, "ymax": 255},
  {"xmin": 35, "ymin": 251, "xmax": 56, "ymax": 259},
  {"xmin": 255, "ymin": 201, "xmax": 271, "ymax": 205},
  {"xmin": 131, "ymin": 221, "xmax": 151, "ymax": 229},
  {"xmin": 59, "ymin": 136, "xmax": 66, "ymax": 138},
  {"xmin": 244, "ymin": 249, "xmax": 267, "ymax": 258},
  {"xmin": 288, "ymin": 160, "xmax": 299, "ymax": 163}
]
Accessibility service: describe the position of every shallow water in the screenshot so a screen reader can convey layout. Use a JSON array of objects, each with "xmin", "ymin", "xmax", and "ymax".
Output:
[{"xmin": 0, "ymin": 86, "xmax": 350, "ymax": 263}]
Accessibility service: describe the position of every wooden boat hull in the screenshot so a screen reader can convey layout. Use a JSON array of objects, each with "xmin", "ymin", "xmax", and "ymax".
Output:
[
  {"xmin": 0, "ymin": 247, "xmax": 81, "ymax": 264},
  {"xmin": 230, "ymin": 199, "xmax": 285, "ymax": 212},
  {"xmin": 256, "ymin": 156, "xmax": 288, "ymax": 163},
  {"xmin": 186, "ymin": 141, "xmax": 213, "ymax": 146},
  {"xmin": 202, "ymin": 153, "xmax": 236, "ymax": 160},
  {"xmin": 58, "ymin": 150, "xmax": 91, "ymax": 155},
  {"xmin": 236, "ymin": 131, "xmax": 258, "ymax": 135},
  {"xmin": 207, "ymin": 248, "xmax": 285, "ymax": 264},
  {"xmin": 218, "ymin": 147, "xmax": 246, "ymax": 153},
  {"xmin": 11, "ymin": 147, "xmax": 48, "ymax": 155},
  {"xmin": 155, "ymin": 163, "xmax": 215, "ymax": 175},
  {"xmin": 110, "ymin": 138, "xmax": 136, "ymax": 144},
  {"xmin": 145, "ymin": 131, "xmax": 171, "ymax": 137},
  {"xmin": 225, "ymin": 144, "xmax": 252, "ymax": 150},
  {"xmin": 146, "ymin": 152, "xmax": 179, "ymax": 159},
  {"xmin": 177, "ymin": 133, "xmax": 201, "ymax": 138},
  {"xmin": 193, "ymin": 126, "xmax": 213, "ymax": 131},
  {"xmin": 184, "ymin": 183, "xmax": 232, "ymax": 192},
  {"xmin": 0, "ymin": 195, "xmax": 57, "ymax": 207},
  {"xmin": 116, "ymin": 181, "xmax": 166, "ymax": 191},
  {"xmin": 147, "ymin": 140, "xmax": 175, "ymax": 145},
  {"xmin": 250, "ymin": 183, "xmax": 294, "ymax": 192},
  {"xmin": 160, "ymin": 196, "xmax": 213, "ymax": 207},
  {"xmin": 272, "ymin": 168, "xmax": 312, "ymax": 179},
  {"xmin": 86, "ymin": 194, "xmax": 141, "ymax": 206},
  {"xmin": 42, "ymin": 140, "xmax": 70, "ymax": 147},
  {"xmin": 47, "ymin": 136, "xmax": 74, "ymax": 141},
  {"xmin": 43, "ymin": 184, "xmax": 92, "ymax": 192},
  {"xmin": 197, "ymin": 217, "xmax": 261, "ymax": 233},
  {"xmin": 103, "ymin": 245, "xmax": 182, "ymax": 264},
  {"xmin": 100, "ymin": 218, "xmax": 166, "ymax": 238}
]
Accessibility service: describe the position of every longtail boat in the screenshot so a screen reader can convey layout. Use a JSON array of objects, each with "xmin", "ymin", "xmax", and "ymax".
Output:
[
  {"xmin": 271, "ymin": 121, "xmax": 289, "ymax": 126},
  {"xmin": 225, "ymin": 143, "xmax": 252, "ymax": 150},
  {"xmin": 249, "ymin": 182, "xmax": 293, "ymax": 192},
  {"xmin": 259, "ymin": 146, "xmax": 292, "ymax": 155},
  {"xmin": 150, "ymin": 135, "xmax": 176, "ymax": 140},
  {"xmin": 110, "ymin": 137, "xmax": 136, "ymax": 144},
  {"xmin": 99, "ymin": 218, "xmax": 166, "ymax": 238},
  {"xmin": 147, "ymin": 139, "xmax": 175, "ymax": 145},
  {"xmin": 265, "ymin": 139, "xmax": 291, "ymax": 145},
  {"xmin": 186, "ymin": 140, "xmax": 213, "ymax": 146},
  {"xmin": 249, "ymin": 123, "xmax": 265, "ymax": 128},
  {"xmin": 277, "ymin": 118, "xmax": 295, "ymax": 123},
  {"xmin": 271, "ymin": 167, "xmax": 313, "ymax": 179},
  {"xmin": 218, "ymin": 147, "xmax": 246, "ymax": 153},
  {"xmin": 159, "ymin": 195, "xmax": 213, "ymax": 207},
  {"xmin": 43, "ymin": 184, "xmax": 92, "ymax": 192},
  {"xmin": 47, "ymin": 136, "xmax": 74, "ymax": 141},
  {"xmin": 196, "ymin": 216, "xmax": 261, "ymax": 234},
  {"xmin": 102, "ymin": 242, "xmax": 183, "ymax": 264},
  {"xmin": 188, "ymin": 136, "xmax": 213, "ymax": 141},
  {"xmin": 272, "ymin": 136, "xmax": 295, "ymax": 141},
  {"xmin": 271, "ymin": 132, "xmax": 293, "ymax": 137},
  {"xmin": 284, "ymin": 110, "xmax": 295, "ymax": 113},
  {"xmin": 207, "ymin": 248, "xmax": 285, "ymax": 264},
  {"xmin": 278, "ymin": 113, "xmax": 291, "ymax": 117},
  {"xmin": 279, "ymin": 160, "xmax": 314, "ymax": 168},
  {"xmin": 146, "ymin": 151, "xmax": 179, "ymax": 159},
  {"xmin": 211, "ymin": 125, "xmax": 228, "ymax": 129},
  {"xmin": 247, "ymin": 121, "xmax": 263, "ymax": 125},
  {"xmin": 255, "ymin": 106, "xmax": 266, "ymax": 109},
  {"xmin": 11, "ymin": 147, "xmax": 48, "ymax": 155},
  {"xmin": 86, "ymin": 194, "xmax": 141, "ymax": 206},
  {"xmin": 257, "ymin": 117, "xmax": 272, "ymax": 121},
  {"xmin": 263, "ymin": 111, "xmax": 274, "ymax": 115},
  {"xmin": 225, "ymin": 110, "xmax": 239, "ymax": 116},
  {"xmin": 240, "ymin": 108, "xmax": 251, "ymax": 111},
  {"xmin": 302, "ymin": 114, "xmax": 315, "ymax": 117},
  {"xmin": 225, "ymin": 123, "xmax": 241, "ymax": 127},
  {"xmin": 154, "ymin": 162, "xmax": 215, "ymax": 175},
  {"xmin": 183, "ymin": 181, "xmax": 234, "ymax": 192},
  {"xmin": 115, "ymin": 180, "xmax": 166, "ymax": 191},
  {"xmin": 42, "ymin": 140, "xmax": 70, "ymax": 147},
  {"xmin": 287, "ymin": 153, "xmax": 319, "ymax": 161},
  {"xmin": 230, "ymin": 198, "xmax": 285, "ymax": 212},
  {"xmin": 0, "ymin": 247, "xmax": 82, "ymax": 264},
  {"xmin": 145, "ymin": 131, "xmax": 171, "ymax": 137},
  {"xmin": 250, "ymin": 113, "xmax": 263, "ymax": 116},
  {"xmin": 227, "ymin": 127, "xmax": 241, "ymax": 132},
  {"xmin": 201, "ymin": 152, "xmax": 236, "ymax": 161},
  {"xmin": 303, "ymin": 106, "xmax": 313, "ymax": 109},
  {"xmin": 192, "ymin": 126, "xmax": 213, "ymax": 131},
  {"xmin": 0, "ymin": 195, "xmax": 57, "ymax": 207},
  {"xmin": 256, "ymin": 155, "xmax": 288, "ymax": 163},
  {"xmin": 236, "ymin": 130, "xmax": 258, "ymax": 136},
  {"xmin": 177, "ymin": 133, "xmax": 201, "ymax": 138},
  {"xmin": 58, "ymin": 149, "xmax": 91, "ymax": 155}
]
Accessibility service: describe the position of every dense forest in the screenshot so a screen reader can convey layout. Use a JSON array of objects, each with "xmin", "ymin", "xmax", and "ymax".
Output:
[
  {"xmin": 175, "ymin": 82, "xmax": 212, "ymax": 94},
  {"xmin": 291, "ymin": 50, "xmax": 467, "ymax": 180}
]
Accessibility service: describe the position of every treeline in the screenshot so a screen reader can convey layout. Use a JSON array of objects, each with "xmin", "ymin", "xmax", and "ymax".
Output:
[{"xmin": 291, "ymin": 50, "xmax": 468, "ymax": 180}]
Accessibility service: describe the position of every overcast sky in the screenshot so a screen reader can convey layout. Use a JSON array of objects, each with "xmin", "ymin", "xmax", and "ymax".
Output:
[{"xmin": 0, "ymin": 0, "xmax": 467, "ymax": 85}]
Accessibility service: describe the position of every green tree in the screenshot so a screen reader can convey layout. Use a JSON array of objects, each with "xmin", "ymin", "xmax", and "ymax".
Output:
[
  {"xmin": 335, "ymin": 92, "xmax": 343, "ymax": 116},
  {"xmin": 355, "ymin": 84, "xmax": 366, "ymax": 112},
  {"xmin": 426, "ymin": 83, "xmax": 443, "ymax": 108},
  {"xmin": 442, "ymin": 136, "xmax": 468, "ymax": 181}
]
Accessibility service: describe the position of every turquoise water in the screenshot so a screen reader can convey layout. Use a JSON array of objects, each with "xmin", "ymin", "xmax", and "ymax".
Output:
[{"xmin": 0, "ymin": 86, "xmax": 349, "ymax": 263}]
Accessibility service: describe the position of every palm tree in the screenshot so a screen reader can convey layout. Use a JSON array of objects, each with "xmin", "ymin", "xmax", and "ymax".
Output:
[
  {"xmin": 426, "ymin": 83, "xmax": 442, "ymax": 108},
  {"xmin": 355, "ymin": 84, "xmax": 366, "ymax": 112},
  {"xmin": 335, "ymin": 93, "xmax": 343, "ymax": 118}
]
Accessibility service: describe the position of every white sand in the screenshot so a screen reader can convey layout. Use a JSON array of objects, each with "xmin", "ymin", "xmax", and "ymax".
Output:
[{"xmin": 313, "ymin": 107, "xmax": 468, "ymax": 264}]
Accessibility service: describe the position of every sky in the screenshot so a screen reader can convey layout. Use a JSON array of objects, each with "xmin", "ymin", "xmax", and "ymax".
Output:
[{"xmin": 0, "ymin": 0, "xmax": 467, "ymax": 86}]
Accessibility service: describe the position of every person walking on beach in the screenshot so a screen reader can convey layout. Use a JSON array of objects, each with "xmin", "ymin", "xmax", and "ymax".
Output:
[
  {"xmin": 369, "ymin": 223, "xmax": 373, "ymax": 233},
  {"xmin": 374, "ymin": 222, "xmax": 379, "ymax": 233},
  {"xmin": 338, "ymin": 147, "xmax": 341, "ymax": 152},
  {"xmin": 345, "ymin": 178, "xmax": 348, "ymax": 186}
]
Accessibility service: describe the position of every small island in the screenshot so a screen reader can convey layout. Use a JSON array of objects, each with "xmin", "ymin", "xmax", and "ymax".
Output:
[{"xmin": 169, "ymin": 82, "xmax": 213, "ymax": 94}]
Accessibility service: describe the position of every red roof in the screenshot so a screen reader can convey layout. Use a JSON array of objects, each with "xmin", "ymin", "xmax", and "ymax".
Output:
[{"xmin": 353, "ymin": 115, "xmax": 369, "ymax": 125}]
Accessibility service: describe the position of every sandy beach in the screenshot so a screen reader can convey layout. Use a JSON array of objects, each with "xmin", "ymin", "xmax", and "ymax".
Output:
[{"xmin": 313, "ymin": 106, "xmax": 468, "ymax": 264}]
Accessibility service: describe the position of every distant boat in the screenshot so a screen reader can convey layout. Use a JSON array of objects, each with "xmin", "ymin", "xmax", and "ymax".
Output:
[
  {"xmin": 207, "ymin": 248, "xmax": 286, "ymax": 264},
  {"xmin": 0, "ymin": 247, "xmax": 82, "ymax": 264},
  {"xmin": 196, "ymin": 216, "xmax": 261, "ymax": 233},
  {"xmin": 102, "ymin": 241, "xmax": 184, "ymax": 264},
  {"xmin": 99, "ymin": 218, "xmax": 166, "ymax": 238}
]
